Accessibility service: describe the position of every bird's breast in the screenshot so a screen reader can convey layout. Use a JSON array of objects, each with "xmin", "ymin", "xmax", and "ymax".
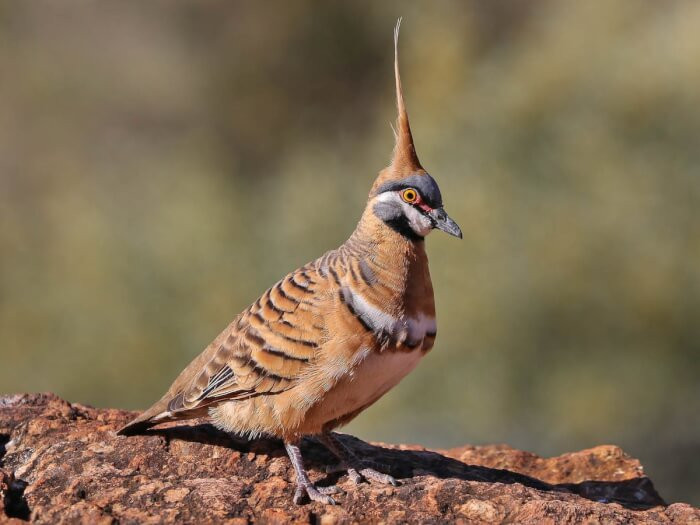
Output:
[
  {"xmin": 297, "ymin": 296, "xmax": 436, "ymax": 433},
  {"xmin": 339, "ymin": 286, "xmax": 436, "ymax": 349},
  {"xmin": 301, "ymin": 343, "xmax": 425, "ymax": 434}
]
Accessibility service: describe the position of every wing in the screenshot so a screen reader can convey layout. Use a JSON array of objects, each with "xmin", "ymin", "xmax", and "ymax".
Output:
[{"xmin": 163, "ymin": 262, "xmax": 330, "ymax": 416}]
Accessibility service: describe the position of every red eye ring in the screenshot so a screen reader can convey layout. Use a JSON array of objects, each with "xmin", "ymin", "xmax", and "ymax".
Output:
[{"xmin": 401, "ymin": 188, "xmax": 418, "ymax": 203}]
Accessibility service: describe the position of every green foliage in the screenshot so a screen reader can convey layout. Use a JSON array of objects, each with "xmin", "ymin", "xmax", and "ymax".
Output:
[{"xmin": 0, "ymin": 1, "xmax": 697, "ymax": 504}]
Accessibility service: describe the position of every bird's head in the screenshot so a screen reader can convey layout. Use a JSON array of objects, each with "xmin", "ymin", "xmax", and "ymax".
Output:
[{"xmin": 367, "ymin": 19, "xmax": 461, "ymax": 242}]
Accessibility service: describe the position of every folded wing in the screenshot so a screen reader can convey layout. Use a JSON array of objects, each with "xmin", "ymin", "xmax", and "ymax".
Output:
[{"xmin": 117, "ymin": 263, "xmax": 329, "ymax": 435}]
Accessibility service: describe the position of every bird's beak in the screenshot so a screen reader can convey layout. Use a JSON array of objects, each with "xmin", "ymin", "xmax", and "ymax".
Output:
[{"xmin": 429, "ymin": 207, "xmax": 462, "ymax": 239}]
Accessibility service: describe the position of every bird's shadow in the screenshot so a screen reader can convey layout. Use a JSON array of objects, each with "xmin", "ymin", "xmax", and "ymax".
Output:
[{"xmin": 143, "ymin": 423, "xmax": 664, "ymax": 511}]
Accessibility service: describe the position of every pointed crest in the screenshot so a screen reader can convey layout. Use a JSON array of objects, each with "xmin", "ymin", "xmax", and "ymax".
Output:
[
  {"xmin": 372, "ymin": 19, "xmax": 425, "ymax": 194},
  {"xmin": 391, "ymin": 17, "xmax": 422, "ymax": 173}
]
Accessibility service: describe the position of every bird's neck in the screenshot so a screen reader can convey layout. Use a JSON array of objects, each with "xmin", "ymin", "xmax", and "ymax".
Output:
[
  {"xmin": 348, "ymin": 206, "xmax": 426, "ymax": 260},
  {"xmin": 344, "ymin": 208, "xmax": 433, "ymax": 314}
]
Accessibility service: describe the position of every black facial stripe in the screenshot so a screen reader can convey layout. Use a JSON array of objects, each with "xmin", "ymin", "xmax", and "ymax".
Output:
[
  {"xmin": 373, "ymin": 173, "xmax": 443, "ymax": 208},
  {"xmin": 374, "ymin": 200, "xmax": 425, "ymax": 242},
  {"xmin": 385, "ymin": 216, "xmax": 425, "ymax": 242}
]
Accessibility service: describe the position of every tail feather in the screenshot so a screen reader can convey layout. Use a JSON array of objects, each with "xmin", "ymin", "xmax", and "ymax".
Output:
[
  {"xmin": 117, "ymin": 407, "xmax": 170, "ymax": 435},
  {"xmin": 117, "ymin": 397, "xmax": 174, "ymax": 436},
  {"xmin": 117, "ymin": 399, "xmax": 208, "ymax": 436},
  {"xmin": 117, "ymin": 417, "xmax": 158, "ymax": 436}
]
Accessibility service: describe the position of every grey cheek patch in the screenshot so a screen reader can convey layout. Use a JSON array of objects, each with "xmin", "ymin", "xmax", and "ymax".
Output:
[{"xmin": 373, "ymin": 201, "xmax": 402, "ymax": 222}]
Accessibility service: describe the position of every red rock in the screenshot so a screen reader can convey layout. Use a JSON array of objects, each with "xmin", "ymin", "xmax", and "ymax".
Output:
[{"xmin": 0, "ymin": 393, "xmax": 697, "ymax": 524}]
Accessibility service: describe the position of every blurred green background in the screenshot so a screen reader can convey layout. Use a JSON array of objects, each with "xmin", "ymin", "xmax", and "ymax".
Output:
[{"xmin": 1, "ymin": 0, "xmax": 698, "ymax": 505}]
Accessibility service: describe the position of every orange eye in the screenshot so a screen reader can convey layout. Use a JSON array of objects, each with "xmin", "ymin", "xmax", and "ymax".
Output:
[{"xmin": 401, "ymin": 188, "xmax": 418, "ymax": 203}]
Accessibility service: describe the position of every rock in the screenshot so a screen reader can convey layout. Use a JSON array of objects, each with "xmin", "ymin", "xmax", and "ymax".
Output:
[{"xmin": 0, "ymin": 393, "xmax": 696, "ymax": 524}]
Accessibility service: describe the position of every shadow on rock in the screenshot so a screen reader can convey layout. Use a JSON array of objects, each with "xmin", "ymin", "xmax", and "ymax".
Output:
[{"xmin": 144, "ymin": 423, "xmax": 664, "ymax": 510}]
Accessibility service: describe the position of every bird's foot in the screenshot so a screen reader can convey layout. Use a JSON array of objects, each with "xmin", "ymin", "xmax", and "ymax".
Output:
[
  {"xmin": 320, "ymin": 433, "xmax": 399, "ymax": 486},
  {"xmin": 354, "ymin": 466, "xmax": 398, "ymax": 486},
  {"xmin": 292, "ymin": 482, "xmax": 342, "ymax": 505},
  {"xmin": 285, "ymin": 441, "xmax": 343, "ymax": 505},
  {"xmin": 326, "ymin": 461, "xmax": 398, "ymax": 486},
  {"xmin": 346, "ymin": 464, "xmax": 398, "ymax": 486}
]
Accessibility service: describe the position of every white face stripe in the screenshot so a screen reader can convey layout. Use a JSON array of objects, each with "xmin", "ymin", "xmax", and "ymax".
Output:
[
  {"xmin": 404, "ymin": 202, "xmax": 433, "ymax": 236},
  {"xmin": 375, "ymin": 191, "xmax": 433, "ymax": 237},
  {"xmin": 376, "ymin": 191, "xmax": 400, "ymax": 203}
]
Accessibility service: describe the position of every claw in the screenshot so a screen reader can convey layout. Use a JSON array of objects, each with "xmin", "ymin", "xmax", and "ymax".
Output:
[
  {"xmin": 293, "ymin": 483, "xmax": 339, "ymax": 505},
  {"xmin": 359, "ymin": 467, "xmax": 398, "ymax": 486},
  {"xmin": 303, "ymin": 484, "xmax": 338, "ymax": 505},
  {"xmin": 347, "ymin": 467, "xmax": 363, "ymax": 485},
  {"xmin": 293, "ymin": 485, "xmax": 305, "ymax": 505},
  {"xmin": 286, "ymin": 442, "xmax": 340, "ymax": 505},
  {"xmin": 319, "ymin": 433, "xmax": 400, "ymax": 488},
  {"xmin": 317, "ymin": 485, "xmax": 344, "ymax": 495}
]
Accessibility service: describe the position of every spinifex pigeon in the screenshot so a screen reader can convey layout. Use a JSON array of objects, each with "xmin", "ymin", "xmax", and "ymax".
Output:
[{"xmin": 119, "ymin": 20, "xmax": 462, "ymax": 505}]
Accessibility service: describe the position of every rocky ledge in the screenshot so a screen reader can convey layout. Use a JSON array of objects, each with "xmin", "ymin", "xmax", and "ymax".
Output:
[{"xmin": 0, "ymin": 393, "xmax": 697, "ymax": 524}]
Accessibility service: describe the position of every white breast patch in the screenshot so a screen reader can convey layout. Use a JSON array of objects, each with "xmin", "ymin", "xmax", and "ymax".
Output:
[{"xmin": 341, "ymin": 286, "xmax": 436, "ymax": 347}]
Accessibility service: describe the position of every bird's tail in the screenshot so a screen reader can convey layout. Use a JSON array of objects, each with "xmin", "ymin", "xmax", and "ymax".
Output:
[
  {"xmin": 117, "ymin": 396, "xmax": 207, "ymax": 436},
  {"xmin": 117, "ymin": 397, "xmax": 175, "ymax": 436}
]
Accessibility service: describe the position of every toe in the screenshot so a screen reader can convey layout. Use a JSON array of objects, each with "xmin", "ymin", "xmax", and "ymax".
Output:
[
  {"xmin": 317, "ymin": 485, "xmax": 343, "ymax": 495},
  {"xmin": 293, "ymin": 485, "xmax": 306, "ymax": 505},
  {"xmin": 359, "ymin": 467, "xmax": 399, "ymax": 486},
  {"xmin": 293, "ymin": 484, "xmax": 338, "ymax": 505},
  {"xmin": 307, "ymin": 486, "xmax": 337, "ymax": 505},
  {"xmin": 347, "ymin": 467, "xmax": 363, "ymax": 485}
]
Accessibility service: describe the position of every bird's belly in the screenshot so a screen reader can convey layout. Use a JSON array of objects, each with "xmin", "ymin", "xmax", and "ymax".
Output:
[
  {"xmin": 210, "ymin": 311, "xmax": 435, "ymax": 439},
  {"xmin": 303, "ymin": 347, "xmax": 425, "ymax": 432}
]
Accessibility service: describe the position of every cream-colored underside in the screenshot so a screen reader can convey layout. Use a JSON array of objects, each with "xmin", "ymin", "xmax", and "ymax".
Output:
[
  {"xmin": 211, "ymin": 345, "xmax": 425, "ymax": 439},
  {"xmin": 304, "ymin": 345, "xmax": 424, "ymax": 423}
]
